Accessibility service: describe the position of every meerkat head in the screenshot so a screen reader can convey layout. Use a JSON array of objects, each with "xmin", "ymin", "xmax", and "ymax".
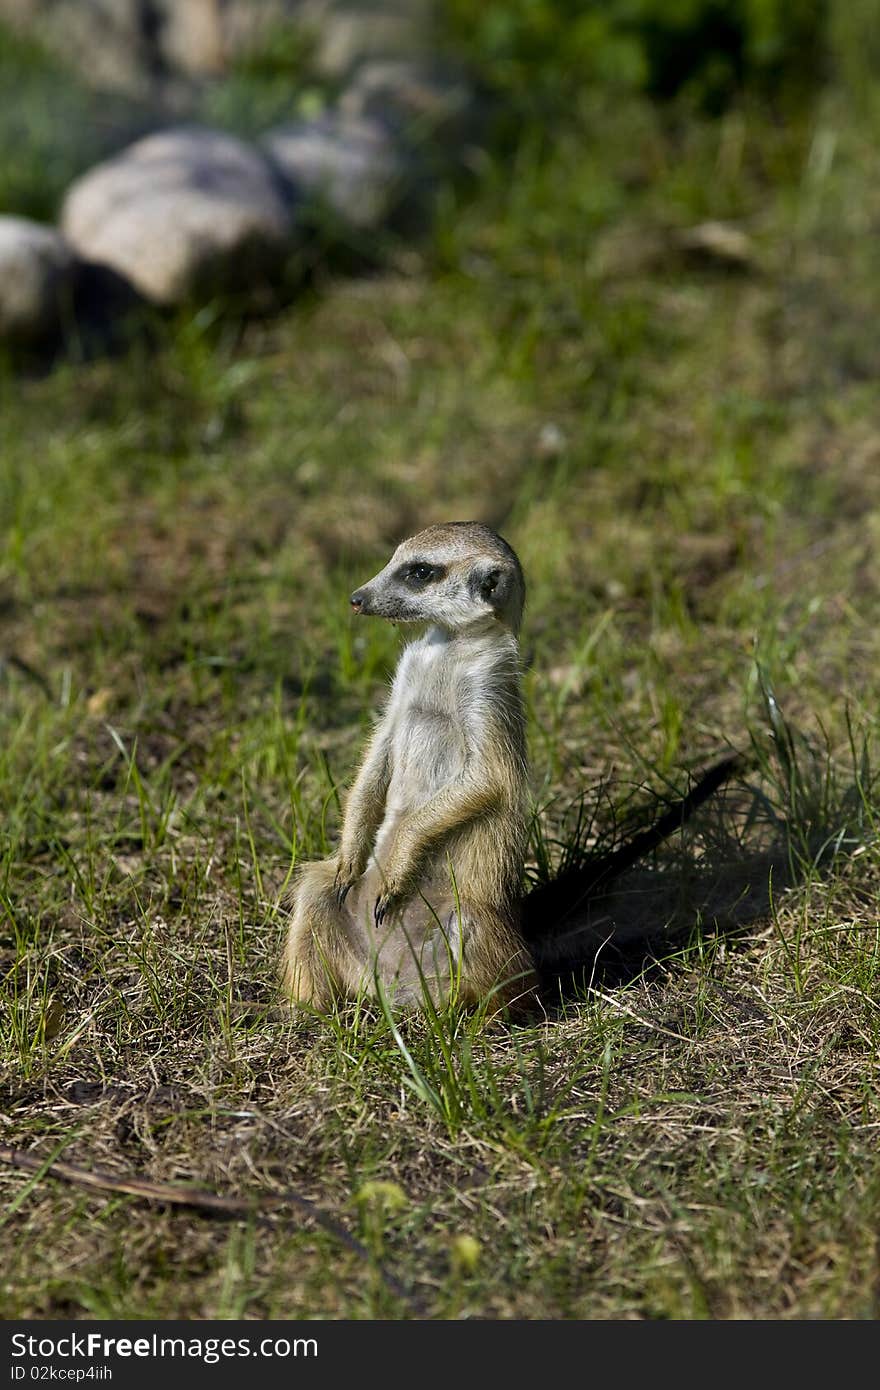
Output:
[{"xmin": 350, "ymin": 522, "xmax": 526, "ymax": 635}]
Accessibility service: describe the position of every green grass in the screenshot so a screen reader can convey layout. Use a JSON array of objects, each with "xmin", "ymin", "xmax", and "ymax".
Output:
[
  {"xmin": 3, "ymin": 59, "xmax": 880, "ymax": 1317},
  {"xmin": 0, "ymin": 28, "xmax": 137, "ymax": 220}
]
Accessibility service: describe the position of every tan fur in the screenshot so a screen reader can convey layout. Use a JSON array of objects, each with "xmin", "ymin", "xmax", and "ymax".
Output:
[{"xmin": 281, "ymin": 522, "xmax": 540, "ymax": 1015}]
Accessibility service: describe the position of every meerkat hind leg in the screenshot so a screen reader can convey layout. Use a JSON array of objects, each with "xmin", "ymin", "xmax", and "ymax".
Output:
[
  {"xmin": 282, "ymin": 860, "xmax": 368, "ymax": 1009},
  {"xmin": 284, "ymin": 870, "xmax": 538, "ymax": 1017}
]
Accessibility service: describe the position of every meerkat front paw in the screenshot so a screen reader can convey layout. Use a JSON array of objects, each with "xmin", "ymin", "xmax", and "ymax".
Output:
[
  {"xmin": 372, "ymin": 845, "xmax": 422, "ymax": 923},
  {"xmin": 333, "ymin": 850, "xmax": 367, "ymax": 906},
  {"xmin": 372, "ymin": 872, "xmax": 414, "ymax": 925},
  {"xmin": 373, "ymin": 891, "xmax": 398, "ymax": 925}
]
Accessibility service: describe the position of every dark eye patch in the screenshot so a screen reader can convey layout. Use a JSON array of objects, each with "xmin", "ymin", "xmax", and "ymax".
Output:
[{"xmin": 396, "ymin": 561, "xmax": 445, "ymax": 589}]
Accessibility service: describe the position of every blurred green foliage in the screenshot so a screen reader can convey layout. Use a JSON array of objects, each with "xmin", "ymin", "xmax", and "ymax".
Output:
[
  {"xmin": 198, "ymin": 20, "xmax": 323, "ymax": 135},
  {"xmin": 446, "ymin": 0, "xmax": 830, "ymax": 114},
  {"xmin": 0, "ymin": 27, "xmax": 121, "ymax": 219},
  {"xmin": 828, "ymin": 0, "xmax": 880, "ymax": 120}
]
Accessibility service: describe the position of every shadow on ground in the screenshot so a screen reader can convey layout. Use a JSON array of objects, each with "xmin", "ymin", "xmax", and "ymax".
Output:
[{"xmin": 522, "ymin": 751, "xmax": 866, "ymax": 1003}]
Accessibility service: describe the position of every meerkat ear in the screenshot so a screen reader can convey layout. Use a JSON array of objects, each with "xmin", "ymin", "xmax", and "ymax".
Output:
[{"xmin": 471, "ymin": 563, "xmax": 514, "ymax": 615}]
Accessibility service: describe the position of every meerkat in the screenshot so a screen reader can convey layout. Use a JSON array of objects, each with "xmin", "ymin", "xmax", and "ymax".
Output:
[{"xmin": 282, "ymin": 521, "xmax": 540, "ymax": 1015}]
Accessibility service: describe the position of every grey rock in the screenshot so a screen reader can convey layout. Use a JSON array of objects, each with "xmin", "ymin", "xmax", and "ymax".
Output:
[
  {"xmin": 0, "ymin": 1, "xmax": 309, "ymax": 103},
  {"xmin": 0, "ymin": 1, "xmax": 438, "ymax": 96},
  {"xmin": 61, "ymin": 126, "xmax": 293, "ymax": 305},
  {"xmin": 311, "ymin": 4, "xmax": 433, "ymax": 79},
  {"xmin": 0, "ymin": 0, "xmax": 182, "ymax": 104},
  {"xmin": 340, "ymin": 59, "xmax": 474, "ymax": 145},
  {"xmin": 0, "ymin": 217, "xmax": 79, "ymax": 343},
  {"xmin": 152, "ymin": 0, "xmax": 325, "ymax": 81},
  {"xmin": 262, "ymin": 112, "xmax": 407, "ymax": 229}
]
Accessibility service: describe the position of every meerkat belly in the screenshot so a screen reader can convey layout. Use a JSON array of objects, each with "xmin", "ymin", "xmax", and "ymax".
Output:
[
  {"xmin": 377, "ymin": 700, "xmax": 465, "ymax": 846},
  {"xmin": 348, "ymin": 700, "xmax": 469, "ymax": 936},
  {"xmin": 395, "ymin": 701, "xmax": 464, "ymax": 797}
]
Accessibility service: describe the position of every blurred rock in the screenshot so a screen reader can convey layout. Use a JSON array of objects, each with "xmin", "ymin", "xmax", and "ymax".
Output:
[
  {"xmin": 675, "ymin": 220, "xmax": 756, "ymax": 270},
  {"xmin": 0, "ymin": 0, "xmax": 249, "ymax": 99},
  {"xmin": 262, "ymin": 112, "xmax": 407, "ymax": 229},
  {"xmin": 593, "ymin": 219, "xmax": 757, "ymax": 279},
  {"xmin": 340, "ymin": 59, "xmax": 475, "ymax": 145},
  {"xmin": 536, "ymin": 422, "xmax": 568, "ymax": 461},
  {"xmin": 61, "ymin": 126, "xmax": 293, "ymax": 305},
  {"xmin": 0, "ymin": 0, "xmax": 190, "ymax": 105},
  {"xmin": 311, "ymin": 3, "xmax": 434, "ymax": 79},
  {"xmin": 0, "ymin": 1, "xmax": 439, "ymax": 97},
  {"xmin": 0, "ymin": 217, "xmax": 79, "ymax": 343}
]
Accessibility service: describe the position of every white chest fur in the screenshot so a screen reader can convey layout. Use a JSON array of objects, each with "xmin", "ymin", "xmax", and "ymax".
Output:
[{"xmin": 384, "ymin": 628, "xmax": 466, "ymax": 812}]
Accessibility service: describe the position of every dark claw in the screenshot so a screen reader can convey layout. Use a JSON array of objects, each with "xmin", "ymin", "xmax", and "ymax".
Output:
[{"xmin": 374, "ymin": 896, "xmax": 388, "ymax": 926}]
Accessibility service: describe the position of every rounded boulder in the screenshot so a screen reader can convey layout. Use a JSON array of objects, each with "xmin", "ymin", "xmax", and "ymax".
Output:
[
  {"xmin": 61, "ymin": 126, "xmax": 293, "ymax": 306},
  {"xmin": 262, "ymin": 113, "xmax": 407, "ymax": 231},
  {"xmin": 0, "ymin": 216, "xmax": 80, "ymax": 343}
]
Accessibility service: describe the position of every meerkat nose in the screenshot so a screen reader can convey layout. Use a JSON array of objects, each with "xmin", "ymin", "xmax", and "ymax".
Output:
[{"xmin": 350, "ymin": 589, "xmax": 366, "ymax": 612}]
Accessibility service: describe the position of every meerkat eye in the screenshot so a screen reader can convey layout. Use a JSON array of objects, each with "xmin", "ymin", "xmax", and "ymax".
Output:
[{"xmin": 398, "ymin": 561, "xmax": 444, "ymax": 588}]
